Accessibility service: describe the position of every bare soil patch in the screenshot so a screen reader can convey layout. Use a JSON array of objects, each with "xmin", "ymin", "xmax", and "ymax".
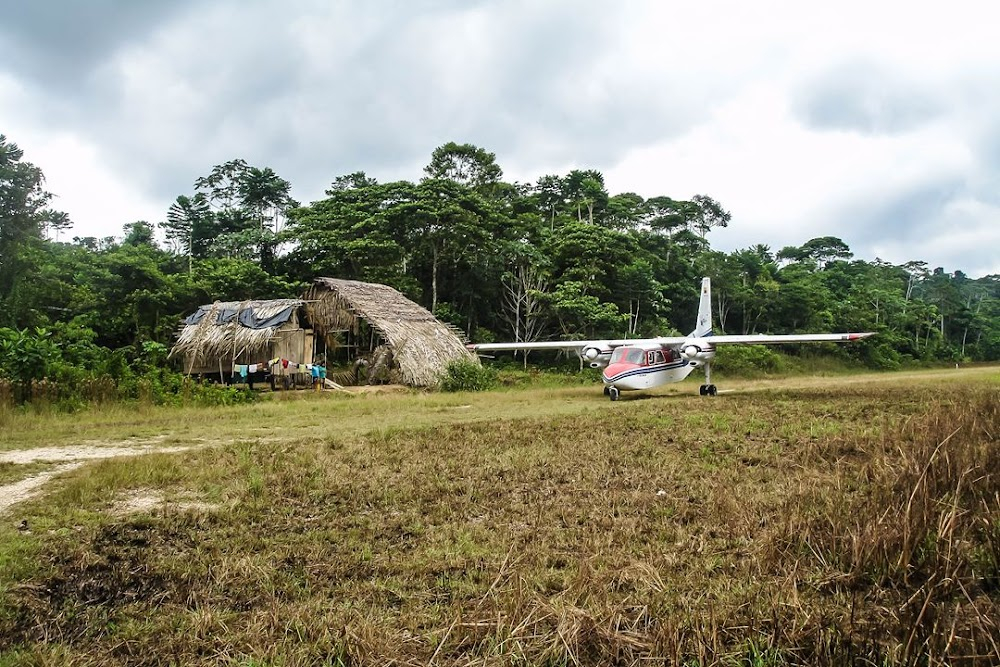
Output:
[{"xmin": 109, "ymin": 489, "xmax": 221, "ymax": 516}]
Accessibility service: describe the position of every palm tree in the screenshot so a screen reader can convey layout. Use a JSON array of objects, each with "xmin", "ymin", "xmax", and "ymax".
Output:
[{"xmin": 164, "ymin": 194, "xmax": 211, "ymax": 272}]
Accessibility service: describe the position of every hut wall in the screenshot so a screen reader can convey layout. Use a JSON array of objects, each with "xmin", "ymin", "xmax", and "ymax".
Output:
[
  {"xmin": 186, "ymin": 355, "xmax": 221, "ymax": 375},
  {"xmin": 271, "ymin": 327, "xmax": 312, "ymax": 366},
  {"xmin": 182, "ymin": 322, "xmax": 313, "ymax": 376}
]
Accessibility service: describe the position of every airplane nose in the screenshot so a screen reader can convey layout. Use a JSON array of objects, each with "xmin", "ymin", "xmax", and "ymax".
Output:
[{"xmin": 603, "ymin": 362, "xmax": 628, "ymax": 380}]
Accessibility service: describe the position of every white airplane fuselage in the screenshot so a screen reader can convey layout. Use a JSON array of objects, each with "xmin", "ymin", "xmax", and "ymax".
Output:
[{"xmin": 600, "ymin": 344, "xmax": 711, "ymax": 392}]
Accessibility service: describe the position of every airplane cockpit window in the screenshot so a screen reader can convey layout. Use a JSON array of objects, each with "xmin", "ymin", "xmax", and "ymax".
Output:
[
  {"xmin": 649, "ymin": 350, "xmax": 665, "ymax": 364},
  {"xmin": 611, "ymin": 347, "xmax": 645, "ymax": 364}
]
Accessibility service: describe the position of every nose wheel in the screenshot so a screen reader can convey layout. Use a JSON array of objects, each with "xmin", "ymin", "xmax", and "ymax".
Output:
[{"xmin": 608, "ymin": 386, "xmax": 620, "ymax": 401}]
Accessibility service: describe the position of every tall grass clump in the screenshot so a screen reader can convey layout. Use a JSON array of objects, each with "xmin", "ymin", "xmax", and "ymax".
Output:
[
  {"xmin": 440, "ymin": 359, "xmax": 499, "ymax": 392},
  {"xmin": 768, "ymin": 387, "xmax": 1000, "ymax": 663}
]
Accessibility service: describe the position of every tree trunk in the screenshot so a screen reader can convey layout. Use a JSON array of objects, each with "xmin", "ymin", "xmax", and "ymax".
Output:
[{"xmin": 431, "ymin": 245, "xmax": 439, "ymax": 312}]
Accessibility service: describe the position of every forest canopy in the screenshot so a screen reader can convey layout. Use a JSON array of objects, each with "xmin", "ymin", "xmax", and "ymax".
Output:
[{"xmin": 1, "ymin": 134, "xmax": 998, "ymax": 402}]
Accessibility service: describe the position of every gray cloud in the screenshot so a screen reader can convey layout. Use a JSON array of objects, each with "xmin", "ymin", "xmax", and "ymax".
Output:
[
  {"xmin": 792, "ymin": 61, "xmax": 944, "ymax": 135},
  {"xmin": 4, "ymin": 0, "xmax": 707, "ymax": 203},
  {"xmin": 2, "ymin": 1, "xmax": 999, "ymax": 275},
  {"xmin": 0, "ymin": 0, "xmax": 199, "ymax": 90},
  {"xmin": 839, "ymin": 179, "xmax": 964, "ymax": 245}
]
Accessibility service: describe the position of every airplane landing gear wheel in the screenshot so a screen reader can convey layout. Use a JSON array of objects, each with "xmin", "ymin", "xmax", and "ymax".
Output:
[
  {"xmin": 603, "ymin": 386, "xmax": 611, "ymax": 396},
  {"xmin": 608, "ymin": 386, "xmax": 620, "ymax": 401},
  {"xmin": 699, "ymin": 384, "xmax": 718, "ymax": 396}
]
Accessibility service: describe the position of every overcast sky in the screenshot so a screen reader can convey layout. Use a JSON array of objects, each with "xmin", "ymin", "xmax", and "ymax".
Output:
[{"xmin": 2, "ymin": 0, "xmax": 998, "ymax": 276}]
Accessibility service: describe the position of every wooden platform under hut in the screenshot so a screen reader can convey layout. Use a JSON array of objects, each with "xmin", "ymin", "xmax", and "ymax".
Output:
[{"xmin": 303, "ymin": 277, "xmax": 476, "ymax": 387}]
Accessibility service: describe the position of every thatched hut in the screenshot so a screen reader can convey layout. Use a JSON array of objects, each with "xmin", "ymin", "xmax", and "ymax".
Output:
[
  {"xmin": 170, "ymin": 299, "xmax": 314, "ymax": 378},
  {"xmin": 303, "ymin": 277, "xmax": 476, "ymax": 387},
  {"xmin": 171, "ymin": 279, "xmax": 475, "ymax": 388}
]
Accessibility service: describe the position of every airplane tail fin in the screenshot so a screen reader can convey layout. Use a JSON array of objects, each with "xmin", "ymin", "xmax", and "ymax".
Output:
[{"xmin": 690, "ymin": 277, "xmax": 713, "ymax": 338}]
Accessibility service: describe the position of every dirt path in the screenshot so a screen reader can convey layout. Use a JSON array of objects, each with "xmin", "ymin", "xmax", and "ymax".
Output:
[
  {"xmin": 0, "ymin": 463, "xmax": 83, "ymax": 514},
  {"xmin": 0, "ymin": 444, "xmax": 193, "ymax": 465},
  {"xmin": 0, "ymin": 443, "xmax": 195, "ymax": 515}
]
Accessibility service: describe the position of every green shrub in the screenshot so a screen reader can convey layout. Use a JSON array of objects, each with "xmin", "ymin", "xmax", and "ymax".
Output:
[
  {"xmin": 495, "ymin": 365, "xmax": 602, "ymax": 387},
  {"xmin": 711, "ymin": 345, "xmax": 785, "ymax": 377},
  {"xmin": 441, "ymin": 360, "xmax": 499, "ymax": 392},
  {"xmin": 0, "ymin": 326, "xmax": 259, "ymax": 410}
]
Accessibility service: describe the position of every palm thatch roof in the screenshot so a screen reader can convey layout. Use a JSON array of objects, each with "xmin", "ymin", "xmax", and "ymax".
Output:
[
  {"xmin": 170, "ymin": 299, "xmax": 307, "ymax": 368},
  {"xmin": 304, "ymin": 278, "xmax": 475, "ymax": 387}
]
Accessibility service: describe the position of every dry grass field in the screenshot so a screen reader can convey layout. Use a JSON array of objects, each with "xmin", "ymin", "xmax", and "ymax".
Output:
[{"xmin": 1, "ymin": 367, "xmax": 999, "ymax": 666}]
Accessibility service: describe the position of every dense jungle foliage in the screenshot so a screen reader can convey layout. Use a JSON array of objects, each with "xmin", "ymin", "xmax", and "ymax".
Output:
[{"xmin": 1, "ymin": 134, "xmax": 998, "ymax": 405}]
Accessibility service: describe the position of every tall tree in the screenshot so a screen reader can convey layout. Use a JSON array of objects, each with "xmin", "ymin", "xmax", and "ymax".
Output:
[
  {"xmin": 534, "ymin": 174, "xmax": 567, "ymax": 230},
  {"xmin": 604, "ymin": 192, "xmax": 645, "ymax": 230},
  {"xmin": 284, "ymin": 178, "xmax": 411, "ymax": 288},
  {"xmin": 424, "ymin": 142, "xmax": 503, "ymax": 193},
  {"xmin": 394, "ymin": 178, "xmax": 495, "ymax": 311},
  {"xmin": 237, "ymin": 166, "xmax": 297, "ymax": 271},
  {"xmin": 688, "ymin": 194, "xmax": 731, "ymax": 238},
  {"xmin": 0, "ymin": 135, "xmax": 68, "ymax": 321},
  {"xmin": 122, "ymin": 221, "xmax": 156, "ymax": 248},
  {"xmin": 239, "ymin": 166, "xmax": 296, "ymax": 234},
  {"xmin": 194, "ymin": 159, "xmax": 249, "ymax": 211},
  {"xmin": 564, "ymin": 169, "xmax": 607, "ymax": 224},
  {"xmin": 779, "ymin": 236, "xmax": 853, "ymax": 269}
]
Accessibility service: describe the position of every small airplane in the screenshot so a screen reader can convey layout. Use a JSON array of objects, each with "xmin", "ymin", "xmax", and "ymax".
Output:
[{"xmin": 469, "ymin": 277, "xmax": 874, "ymax": 400}]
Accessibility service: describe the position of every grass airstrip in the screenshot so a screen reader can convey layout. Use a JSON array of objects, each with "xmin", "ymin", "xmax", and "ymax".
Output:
[{"xmin": 1, "ymin": 367, "xmax": 999, "ymax": 666}]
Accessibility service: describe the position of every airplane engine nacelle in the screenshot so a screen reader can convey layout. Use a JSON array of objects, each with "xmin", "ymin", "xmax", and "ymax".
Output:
[
  {"xmin": 581, "ymin": 343, "xmax": 611, "ymax": 369},
  {"xmin": 681, "ymin": 344, "xmax": 713, "ymax": 363}
]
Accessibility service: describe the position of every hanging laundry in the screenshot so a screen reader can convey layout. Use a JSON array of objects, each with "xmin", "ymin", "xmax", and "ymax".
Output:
[
  {"xmin": 249, "ymin": 364, "xmax": 258, "ymax": 373},
  {"xmin": 282, "ymin": 359, "xmax": 289, "ymax": 369}
]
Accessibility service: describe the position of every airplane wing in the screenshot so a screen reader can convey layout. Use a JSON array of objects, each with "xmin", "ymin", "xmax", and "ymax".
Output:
[
  {"xmin": 692, "ymin": 332, "xmax": 875, "ymax": 346},
  {"xmin": 469, "ymin": 337, "xmax": 673, "ymax": 364},
  {"xmin": 469, "ymin": 339, "xmax": 631, "ymax": 353},
  {"xmin": 469, "ymin": 332, "xmax": 874, "ymax": 353}
]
